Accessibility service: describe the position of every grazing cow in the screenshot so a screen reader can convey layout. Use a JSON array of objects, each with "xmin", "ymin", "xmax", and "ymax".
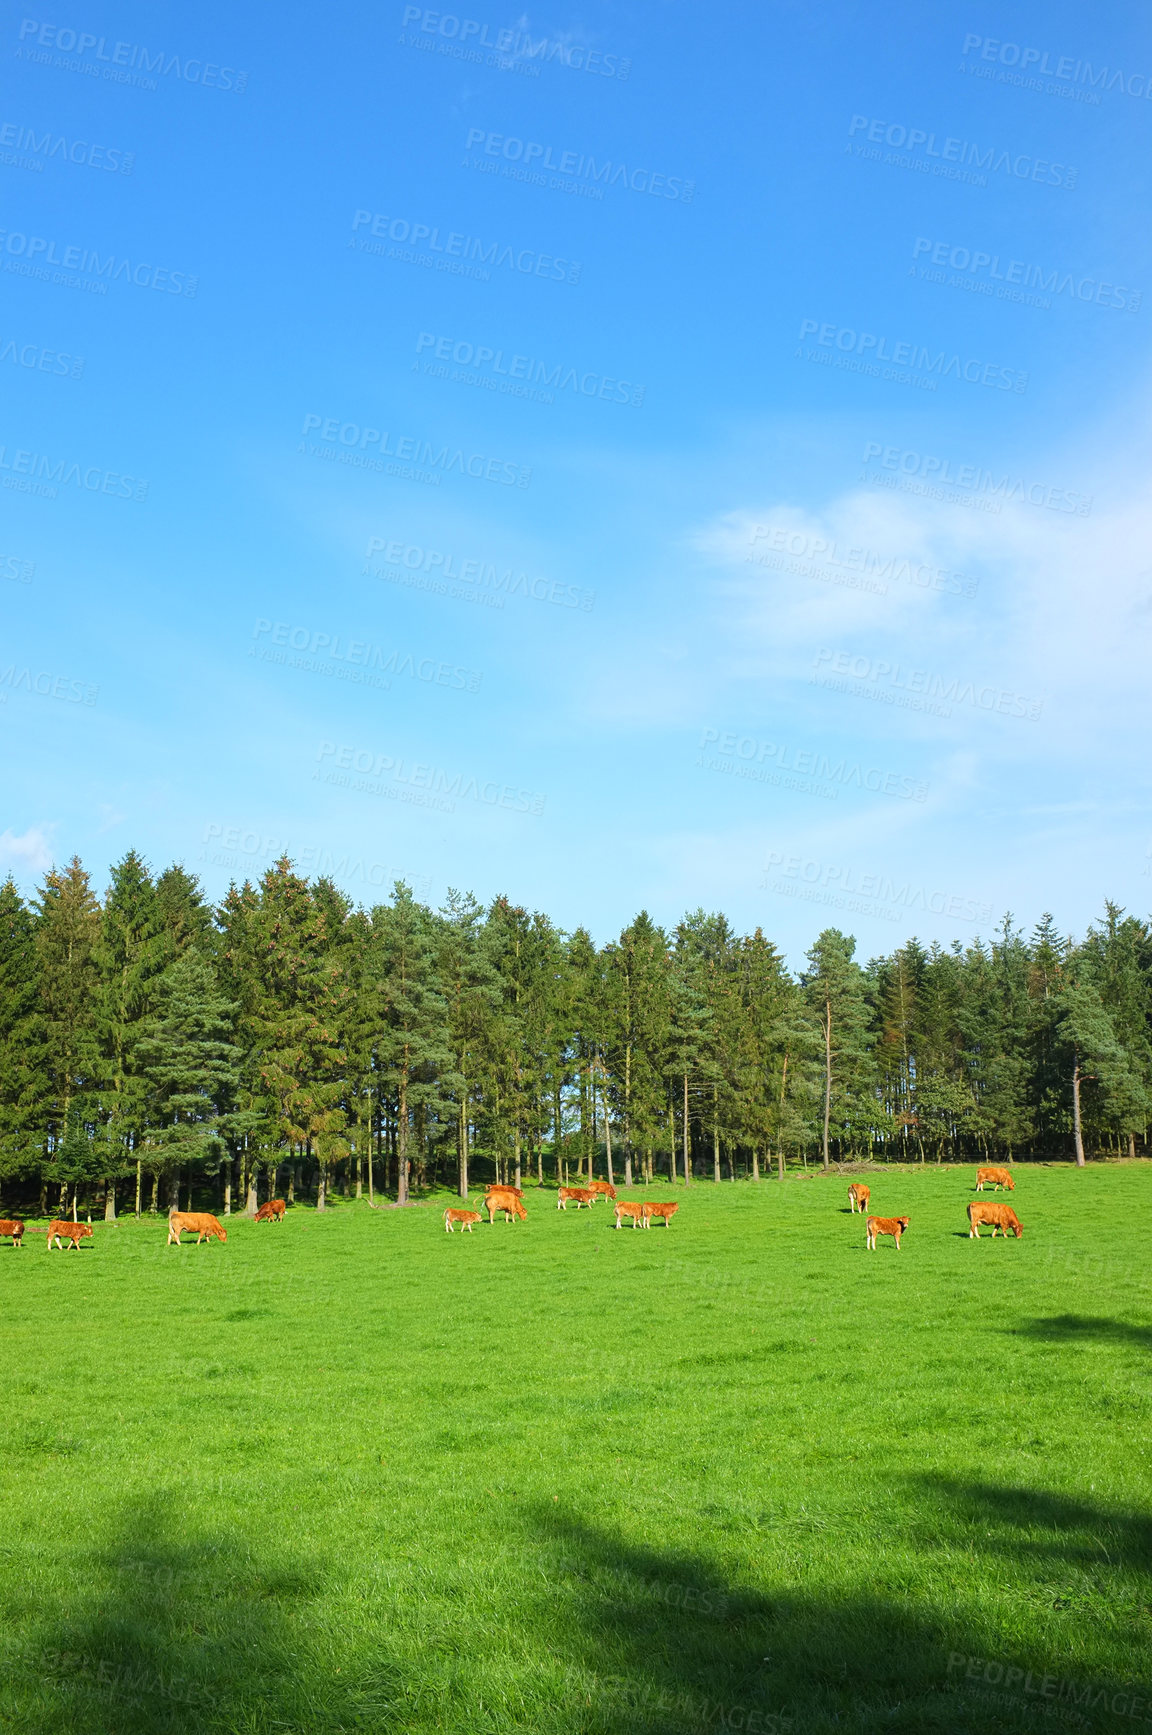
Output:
[
  {"xmin": 0, "ymin": 1219, "xmax": 25, "ymax": 1248},
  {"xmin": 444, "ymin": 1207, "xmax": 482, "ymax": 1234},
  {"xmin": 614, "ymin": 1200, "xmax": 646, "ymax": 1229},
  {"xmin": 865, "ymin": 1215, "xmax": 909, "ymax": 1252},
  {"xmin": 587, "ymin": 1180, "xmax": 617, "ymax": 1201},
  {"xmin": 167, "ymin": 1211, "xmax": 227, "ymax": 1246},
  {"xmin": 976, "ymin": 1166, "xmax": 1015, "ymax": 1192},
  {"xmin": 47, "ymin": 1220, "xmax": 93, "ymax": 1251},
  {"xmin": 968, "ymin": 1201, "xmax": 1023, "ymax": 1239},
  {"xmin": 557, "ymin": 1186, "xmax": 595, "ymax": 1210},
  {"xmin": 254, "ymin": 1199, "xmax": 286, "ymax": 1222},
  {"xmin": 643, "ymin": 1201, "xmax": 680, "ymax": 1228},
  {"xmin": 484, "ymin": 1188, "xmax": 527, "ymax": 1224},
  {"xmin": 848, "ymin": 1183, "xmax": 870, "ymax": 1214}
]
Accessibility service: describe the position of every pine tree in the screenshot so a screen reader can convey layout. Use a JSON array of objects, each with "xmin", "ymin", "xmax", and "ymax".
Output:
[
  {"xmin": 802, "ymin": 929, "xmax": 873, "ymax": 1170},
  {"xmin": 33, "ymin": 857, "xmax": 102, "ymax": 1207},
  {"xmin": 136, "ymin": 951, "xmax": 243, "ymax": 1195},
  {"xmin": 96, "ymin": 851, "xmax": 166, "ymax": 1217},
  {"xmin": 0, "ymin": 877, "xmax": 46, "ymax": 1199},
  {"xmin": 372, "ymin": 883, "xmax": 452, "ymax": 1205}
]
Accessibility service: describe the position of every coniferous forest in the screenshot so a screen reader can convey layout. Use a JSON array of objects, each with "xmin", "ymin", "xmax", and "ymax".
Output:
[{"xmin": 2, "ymin": 851, "xmax": 1149, "ymax": 1219}]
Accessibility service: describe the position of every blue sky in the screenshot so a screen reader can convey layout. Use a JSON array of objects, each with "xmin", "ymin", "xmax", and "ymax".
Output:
[{"xmin": 2, "ymin": 0, "xmax": 1151, "ymax": 961}]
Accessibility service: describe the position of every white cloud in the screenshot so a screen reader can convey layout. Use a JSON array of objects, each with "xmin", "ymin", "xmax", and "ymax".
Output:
[{"xmin": 0, "ymin": 824, "xmax": 56, "ymax": 880}]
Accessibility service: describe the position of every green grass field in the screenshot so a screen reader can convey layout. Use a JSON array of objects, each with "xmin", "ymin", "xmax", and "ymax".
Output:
[{"xmin": 2, "ymin": 1164, "xmax": 1150, "ymax": 1734}]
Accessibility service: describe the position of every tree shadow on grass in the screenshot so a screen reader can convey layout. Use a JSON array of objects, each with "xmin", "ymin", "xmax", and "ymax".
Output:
[
  {"xmin": 915, "ymin": 1475, "xmax": 1152, "ymax": 1579},
  {"xmin": 1013, "ymin": 1315, "xmax": 1152, "ymax": 1351},
  {"xmin": 518, "ymin": 1502, "xmax": 1147, "ymax": 1735},
  {"xmin": 1, "ymin": 1496, "xmax": 402, "ymax": 1735}
]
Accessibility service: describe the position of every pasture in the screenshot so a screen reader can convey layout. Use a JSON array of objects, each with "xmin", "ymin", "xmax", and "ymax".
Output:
[{"xmin": 1, "ymin": 1163, "xmax": 1150, "ymax": 1734}]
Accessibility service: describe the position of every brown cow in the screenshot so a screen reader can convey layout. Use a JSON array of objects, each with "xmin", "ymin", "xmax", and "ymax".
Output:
[
  {"xmin": 0, "ymin": 1219, "xmax": 25, "ymax": 1247},
  {"xmin": 975, "ymin": 1167, "xmax": 1015, "ymax": 1192},
  {"xmin": 587, "ymin": 1180, "xmax": 617, "ymax": 1201},
  {"xmin": 643, "ymin": 1201, "xmax": 680, "ymax": 1228},
  {"xmin": 254, "ymin": 1199, "xmax": 286, "ymax": 1222},
  {"xmin": 968, "ymin": 1201, "xmax": 1023, "ymax": 1239},
  {"xmin": 167, "ymin": 1211, "xmax": 227, "ymax": 1246},
  {"xmin": 848, "ymin": 1183, "xmax": 870, "ymax": 1214},
  {"xmin": 47, "ymin": 1220, "xmax": 93, "ymax": 1251},
  {"xmin": 613, "ymin": 1200, "xmax": 645, "ymax": 1229},
  {"xmin": 484, "ymin": 1188, "xmax": 527, "ymax": 1224},
  {"xmin": 557, "ymin": 1186, "xmax": 595, "ymax": 1210},
  {"xmin": 444, "ymin": 1207, "xmax": 482, "ymax": 1233},
  {"xmin": 866, "ymin": 1215, "xmax": 908, "ymax": 1252}
]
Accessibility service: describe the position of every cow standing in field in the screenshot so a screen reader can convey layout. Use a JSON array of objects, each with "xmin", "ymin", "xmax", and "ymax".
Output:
[
  {"xmin": 968, "ymin": 1202, "xmax": 1023, "ymax": 1239},
  {"xmin": 47, "ymin": 1220, "xmax": 93, "ymax": 1251},
  {"xmin": 444, "ymin": 1208, "xmax": 482, "ymax": 1233},
  {"xmin": 167, "ymin": 1212, "xmax": 227, "ymax": 1246},
  {"xmin": 557, "ymin": 1187, "xmax": 595, "ymax": 1210},
  {"xmin": 587, "ymin": 1180, "xmax": 617, "ymax": 1201},
  {"xmin": 484, "ymin": 1188, "xmax": 527, "ymax": 1224},
  {"xmin": 255, "ymin": 1199, "xmax": 286, "ymax": 1222},
  {"xmin": 643, "ymin": 1202, "xmax": 679, "ymax": 1228},
  {"xmin": 848, "ymin": 1183, "xmax": 870, "ymax": 1214},
  {"xmin": 975, "ymin": 1167, "xmax": 1015, "ymax": 1192},
  {"xmin": 866, "ymin": 1215, "xmax": 909, "ymax": 1252},
  {"xmin": 614, "ymin": 1201, "xmax": 646, "ymax": 1229},
  {"xmin": 0, "ymin": 1219, "xmax": 25, "ymax": 1247}
]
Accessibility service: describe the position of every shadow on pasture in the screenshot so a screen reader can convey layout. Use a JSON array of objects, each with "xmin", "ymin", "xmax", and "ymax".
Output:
[
  {"xmin": 1, "ymin": 1497, "xmax": 398, "ymax": 1734},
  {"xmin": 516, "ymin": 1504, "xmax": 1143, "ymax": 1734},
  {"xmin": 915, "ymin": 1475, "xmax": 1152, "ymax": 1580},
  {"xmin": 1013, "ymin": 1315, "xmax": 1152, "ymax": 1351}
]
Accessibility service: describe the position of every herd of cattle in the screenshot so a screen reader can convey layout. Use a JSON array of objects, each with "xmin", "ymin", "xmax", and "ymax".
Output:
[{"xmin": 0, "ymin": 1165, "xmax": 1025, "ymax": 1253}]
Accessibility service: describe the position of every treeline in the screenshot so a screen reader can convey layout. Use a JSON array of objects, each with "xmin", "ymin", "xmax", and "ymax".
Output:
[{"xmin": 0, "ymin": 853, "xmax": 1149, "ymax": 1218}]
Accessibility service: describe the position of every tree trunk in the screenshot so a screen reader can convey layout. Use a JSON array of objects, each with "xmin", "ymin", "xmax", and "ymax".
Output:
[
  {"xmin": 667, "ymin": 1098, "xmax": 675, "ymax": 1184},
  {"xmin": 822, "ymin": 998, "xmax": 832, "ymax": 1173},
  {"xmin": 458, "ymin": 1098, "xmax": 469, "ymax": 1199},
  {"xmin": 104, "ymin": 1180, "xmax": 116, "ymax": 1221},
  {"xmin": 134, "ymin": 1158, "xmax": 142, "ymax": 1218},
  {"xmin": 71, "ymin": 1187, "xmax": 78, "ymax": 1221},
  {"xmin": 752, "ymin": 1147, "xmax": 760, "ymax": 1183},
  {"xmin": 244, "ymin": 1168, "xmax": 258, "ymax": 1216},
  {"xmin": 682, "ymin": 1073, "xmax": 692, "ymax": 1184},
  {"xmin": 288, "ymin": 1164, "xmax": 297, "ymax": 1204},
  {"xmin": 514, "ymin": 1126, "xmax": 522, "ymax": 1192},
  {"xmin": 223, "ymin": 1159, "xmax": 232, "ymax": 1216},
  {"xmin": 1129, "ymin": 1131, "xmax": 1137, "ymax": 1161},
  {"xmin": 167, "ymin": 1171, "xmax": 180, "ymax": 1212},
  {"xmin": 397, "ymin": 1076, "xmax": 409, "ymax": 1205},
  {"xmin": 149, "ymin": 1171, "xmax": 159, "ymax": 1213},
  {"xmin": 604, "ymin": 1089, "xmax": 614, "ymax": 1188},
  {"xmin": 712, "ymin": 1087, "xmax": 721, "ymax": 1184},
  {"xmin": 317, "ymin": 1155, "xmax": 327, "ymax": 1211},
  {"xmin": 1072, "ymin": 1051, "xmax": 1086, "ymax": 1167}
]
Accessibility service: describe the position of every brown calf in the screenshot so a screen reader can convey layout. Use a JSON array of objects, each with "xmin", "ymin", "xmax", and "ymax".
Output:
[
  {"xmin": 444, "ymin": 1207, "xmax": 482, "ymax": 1233},
  {"xmin": 975, "ymin": 1167, "xmax": 1015, "ymax": 1192},
  {"xmin": 643, "ymin": 1201, "xmax": 680, "ymax": 1228},
  {"xmin": 848, "ymin": 1183, "xmax": 870, "ymax": 1214},
  {"xmin": 167, "ymin": 1212, "xmax": 227, "ymax": 1246},
  {"xmin": 866, "ymin": 1215, "xmax": 909, "ymax": 1252},
  {"xmin": 484, "ymin": 1188, "xmax": 527, "ymax": 1224},
  {"xmin": 0, "ymin": 1219, "xmax": 25, "ymax": 1247},
  {"xmin": 614, "ymin": 1200, "xmax": 646, "ymax": 1229},
  {"xmin": 587, "ymin": 1180, "xmax": 617, "ymax": 1201},
  {"xmin": 968, "ymin": 1202, "xmax": 1023, "ymax": 1239},
  {"xmin": 557, "ymin": 1186, "xmax": 595, "ymax": 1210},
  {"xmin": 47, "ymin": 1220, "xmax": 93, "ymax": 1251},
  {"xmin": 254, "ymin": 1199, "xmax": 286, "ymax": 1222}
]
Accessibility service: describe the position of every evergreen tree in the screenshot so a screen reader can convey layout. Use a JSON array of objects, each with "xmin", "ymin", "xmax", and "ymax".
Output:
[
  {"xmin": 136, "ymin": 951, "xmax": 243, "ymax": 1196},
  {"xmin": 802, "ymin": 929, "xmax": 873, "ymax": 1170},
  {"xmin": 33, "ymin": 857, "xmax": 102, "ymax": 1206},
  {"xmin": 0, "ymin": 877, "xmax": 46, "ymax": 1197}
]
